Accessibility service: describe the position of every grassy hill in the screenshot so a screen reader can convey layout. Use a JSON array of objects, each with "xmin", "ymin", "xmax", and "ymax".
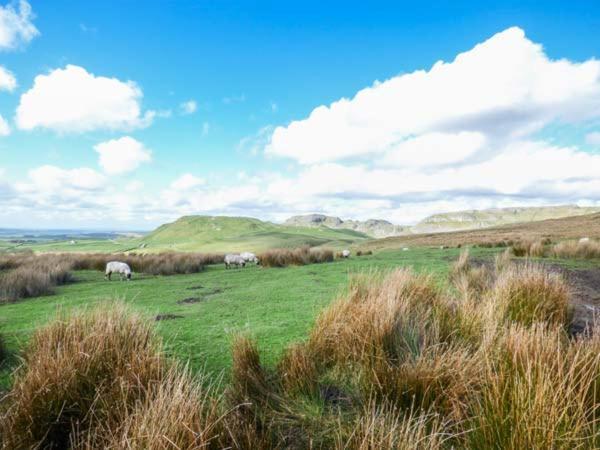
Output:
[
  {"xmin": 364, "ymin": 212, "xmax": 600, "ymax": 250},
  {"xmin": 138, "ymin": 215, "xmax": 369, "ymax": 253},
  {"xmin": 412, "ymin": 205, "xmax": 600, "ymax": 233}
]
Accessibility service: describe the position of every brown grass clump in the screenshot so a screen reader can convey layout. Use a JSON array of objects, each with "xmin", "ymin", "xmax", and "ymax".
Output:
[
  {"xmin": 550, "ymin": 239, "xmax": 600, "ymax": 259},
  {"xmin": 0, "ymin": 258, "xmax": 73, "ymax": 302},
  {"xmin": 258, "ymin": 246, "xmax": 334, "ymax": 268},
  {"xmin": 333, "ymin": 402, "xmax": 448, "ymax": 450},
  {"xmin": 466, "ymin": 325, "xmax": 600, "ymax": 449},
  {"xmin": 510, "ymin": 239, "xmax": 549, "ymax": 257},
  {"xmin": 490, "ymin": 262, "xmax": 570, "ymax": 327},
  {"xmin": 355, "ymin": 250, "xmax": 373, "ymax": 257},
  {"xmin": 449, "ymin": 249, "xmax": 493, "ymax": 301},
  {"xmin": 0, "ymin": 303, "xmax": 223, "ymax": 449}
]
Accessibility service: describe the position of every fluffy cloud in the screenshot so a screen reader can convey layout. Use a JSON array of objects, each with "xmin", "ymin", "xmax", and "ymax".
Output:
[
  {"xmin": 16, "ymin": 65, "xmax": 154, "ymax": 132},
  {"xmin": 21, "ymin": 165, "xmax": 106, "ymax": 192},
  {"xmin": 0, "ymin": 115, "xmax": 9, "ymax": 135},
  {"xmin": 266, "ymin": 27, "xmax": 600, "ymax": 164},
  {"xmin": 0, "ymin": 0, "xmax": 38, "ymax": 51},
  {"xmin": 180, "ymin": 100, "xmax": 197, "ymax": 115},
  {"xmin": 170, "ymin": 173, "xmax": 205, "ymax": 191},
  {"xmin": 0, "ymin": 65, "xmax": 16, "ymax": 91},
  {"xmin": 94, "ymin": 136, "xmax": 152, "ymax": 175}
]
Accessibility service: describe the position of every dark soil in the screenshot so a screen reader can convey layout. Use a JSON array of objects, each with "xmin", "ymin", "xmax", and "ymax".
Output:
[
  {"xmin": 186, "ymin": 285, "xmax": 204, "ymax": 290},
  {"xmin": 177, "ymin": 297, "xmax": 204, "ymax": 304},
  {"xmin": 155, "ymin": 314, "xmax": 184, "ymax": 321}
]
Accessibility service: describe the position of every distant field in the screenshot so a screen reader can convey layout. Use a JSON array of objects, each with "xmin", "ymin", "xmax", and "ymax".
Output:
[{"xmin": 1, "ymin": 246, "xmax": 483, "ymax": 387}]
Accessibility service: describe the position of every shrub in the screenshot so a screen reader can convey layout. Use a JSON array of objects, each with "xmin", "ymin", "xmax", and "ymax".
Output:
[{"xmin": 258, "ymin": 246, "xmax": 334, "ymax": 268}]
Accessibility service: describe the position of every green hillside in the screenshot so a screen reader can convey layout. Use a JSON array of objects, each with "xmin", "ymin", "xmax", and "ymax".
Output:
[{"xmin": 138, "ymin": 215, "xmax": 369, "ymax": 252}]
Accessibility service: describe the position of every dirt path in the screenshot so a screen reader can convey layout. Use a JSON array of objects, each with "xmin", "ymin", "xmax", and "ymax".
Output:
[{"xmin": 556, "ymin": 266, "xmax": 600, "ymax": 335}]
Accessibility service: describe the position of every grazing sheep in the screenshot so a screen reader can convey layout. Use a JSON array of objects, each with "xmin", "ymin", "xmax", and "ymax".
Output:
[
  {"xmin": 225, "ymin": 254, "xmax": 246, "ymax": 269},
  {"xmin": 341, "ymin": 249, "xmax": 350, "ymax": 258},
  {"xmin": 402, "ymin": 247, "xmax": 409, "ymax": 251},
  {"xmin": 105, "ymin": 261, "xmax": 132, "ymax": 281},
  {"xmin": 240, "ymin": 251, "xmax": 260, "ymax": 264},
  {"xmin": 580, "ymin": 237, "xmax": 590, "ymax": 244}
]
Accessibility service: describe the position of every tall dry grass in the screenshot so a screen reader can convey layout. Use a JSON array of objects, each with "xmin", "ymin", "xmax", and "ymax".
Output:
[
  {"xmin": 0, "ymin": 258, "xmax": 73, "ymax": 302},
  {"xmin": 0, "ymin": 303, "xmax": 224, "ymax": 450},
  {"xmin": 258, "ymin": 246, "xmax": 334, "ymax": 268},
  {"xmin": 0, "ymin": 251, "xmax": 225, "ymax": 302},
  {"xmin": 550, "ymin": 239, "xmax": 600, "ymax": 259}
]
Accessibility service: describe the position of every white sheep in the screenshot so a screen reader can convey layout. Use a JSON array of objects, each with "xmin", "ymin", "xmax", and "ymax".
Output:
[
  {"xmin": 240, "ymin": 251, "xmax": 260, "ymax": 264},
  {"xmin": 225, "ymin": 254, "xmax": 246, "ymax": 269},
  {"xmin": 580, "ymin": 237, "xmax": 590, "ymax": 244},
  {"xmin": 341, "ymin": 249, "xmax": 350, "ymax": 258},
  {"xmin": 105, "ymin": 261, "xmax": 132, "ymax": 281}
]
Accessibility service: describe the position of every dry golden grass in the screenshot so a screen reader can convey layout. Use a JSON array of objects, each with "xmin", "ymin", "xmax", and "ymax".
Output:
[
  {"xmin": 0, "ymin": 258, "xmax": 73, "ymax": 302},
  {"xmin": 550, "ymin": 239, "xmax": 600, "ymax": 259},
  {"xmin": 333, "ymin": 402, "xmax": 448, "ymax": 450},
  {"xmin": 258, "ymin": 246, "xmax": 334, "ymax": 268},
  {"xmin": 490, "ymin": 262, "xmax": 570, "ymax": 327},
  {"xmin": 0, "ymin": 303, "xmax": 224, "ymax": 450}
]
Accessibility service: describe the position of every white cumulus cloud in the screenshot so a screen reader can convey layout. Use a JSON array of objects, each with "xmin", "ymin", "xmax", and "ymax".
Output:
[
  {"xmin": 266, "ymin": 27, "xmax": 600, "ymax": 164},
  {"xmin": 0, "ymin": 65, "xmax": 16, "ymax": 91},
  {"xmin": 16, "ymin": 65, "xmax": 155, "ymax": 133},
  {"xmin": 170, "ymin": 173, "xmax": 205, "ymax": 191},
  {"xmin": 180, "ymin": 100, "xmax": 197, "ymax": 115},
  {"xmin": 0, "ymin": 0, "xmax": 38, "ymax": 51},
  {"xmin": 94, "ymin": 136, "xmax": 152, "ymax": 175},
  {"xmin": 23, "ymin": 165, "xmax": 106, "ymax": 192},
  {"xmin": 0, "ymin": 115, "xmax": 9, "ymax": 135}
]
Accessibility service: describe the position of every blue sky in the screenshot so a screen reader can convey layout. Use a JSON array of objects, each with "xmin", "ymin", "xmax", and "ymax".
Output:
[{"xmin": 1, "ymin": 0, "xmax": 600, "ymax": 229}]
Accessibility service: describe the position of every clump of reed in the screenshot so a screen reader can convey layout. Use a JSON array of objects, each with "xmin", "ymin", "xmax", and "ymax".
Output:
[
  {"xmin": 0, "ymin": 258, "xmax": 73, "ymax": 302},
  {"xmin": 550, "ymin": 239, "xmax": 600, "ymax": 259},
  {"xmin": 0, "ymin": 303, "xmax": 223, "ymax": 449},
  {"xmin": 258, "ymin": 246, "xmax": 334, "ymax": 268}
]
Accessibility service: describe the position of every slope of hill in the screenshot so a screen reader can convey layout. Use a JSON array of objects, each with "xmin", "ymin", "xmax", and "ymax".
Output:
[
  {"xmin": 284, "ymin": 214, "xmax": 410, "ymax": 238},
  {"xmin": 413, "ymin": 205, "xmax": 600, "ymax": 233},
  {"xmin": 363, "ymin": 212, "xmax": 600, "ymax": 250},
  {"xmin": 140, "ymin": 215, "xmax": 369, "ymax": 252}
]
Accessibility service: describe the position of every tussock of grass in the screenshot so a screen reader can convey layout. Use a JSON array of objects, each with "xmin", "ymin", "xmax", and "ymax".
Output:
[
  {"xmin": 550, "ymin": 239, "xmax": 600, "ymax": 259},
  {"xmin": 491, "ymin": 262, "xmax": 570, "ymax": 327},
  {"xmin": 258, "ymin": 246, "xmax": 334, "ymax": 267},
  {"xmin": 0, "ymin": 258, "xmax": 73, "ymax": 302},
  {"xmin": 0, "ymin": 303, "xmax": 222, "ymax": 449}
]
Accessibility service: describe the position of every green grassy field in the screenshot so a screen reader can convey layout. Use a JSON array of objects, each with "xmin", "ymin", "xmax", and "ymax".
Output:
[{"xmin": 0, "ymin": 246, "xmax": 487, "ymax": 388}]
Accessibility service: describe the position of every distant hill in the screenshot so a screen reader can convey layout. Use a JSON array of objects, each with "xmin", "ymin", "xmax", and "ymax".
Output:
[
  {"xmin": 363, "ymin": 212, "xmax": 600, "ymax": 250},
  {"xmin": 284, "ymin": 214, "xmax": 410, "ymax": 238},
  {"xmin": 412, "ymin": 205, "xmax": 600, "ymax": 233},
  {"xmin": 285, "ymin": 206, "xmax": 600, "ymax": 238},
  {"xmin": 139, "ymin": 215, "xmax": 369, "ymax": 253}
]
